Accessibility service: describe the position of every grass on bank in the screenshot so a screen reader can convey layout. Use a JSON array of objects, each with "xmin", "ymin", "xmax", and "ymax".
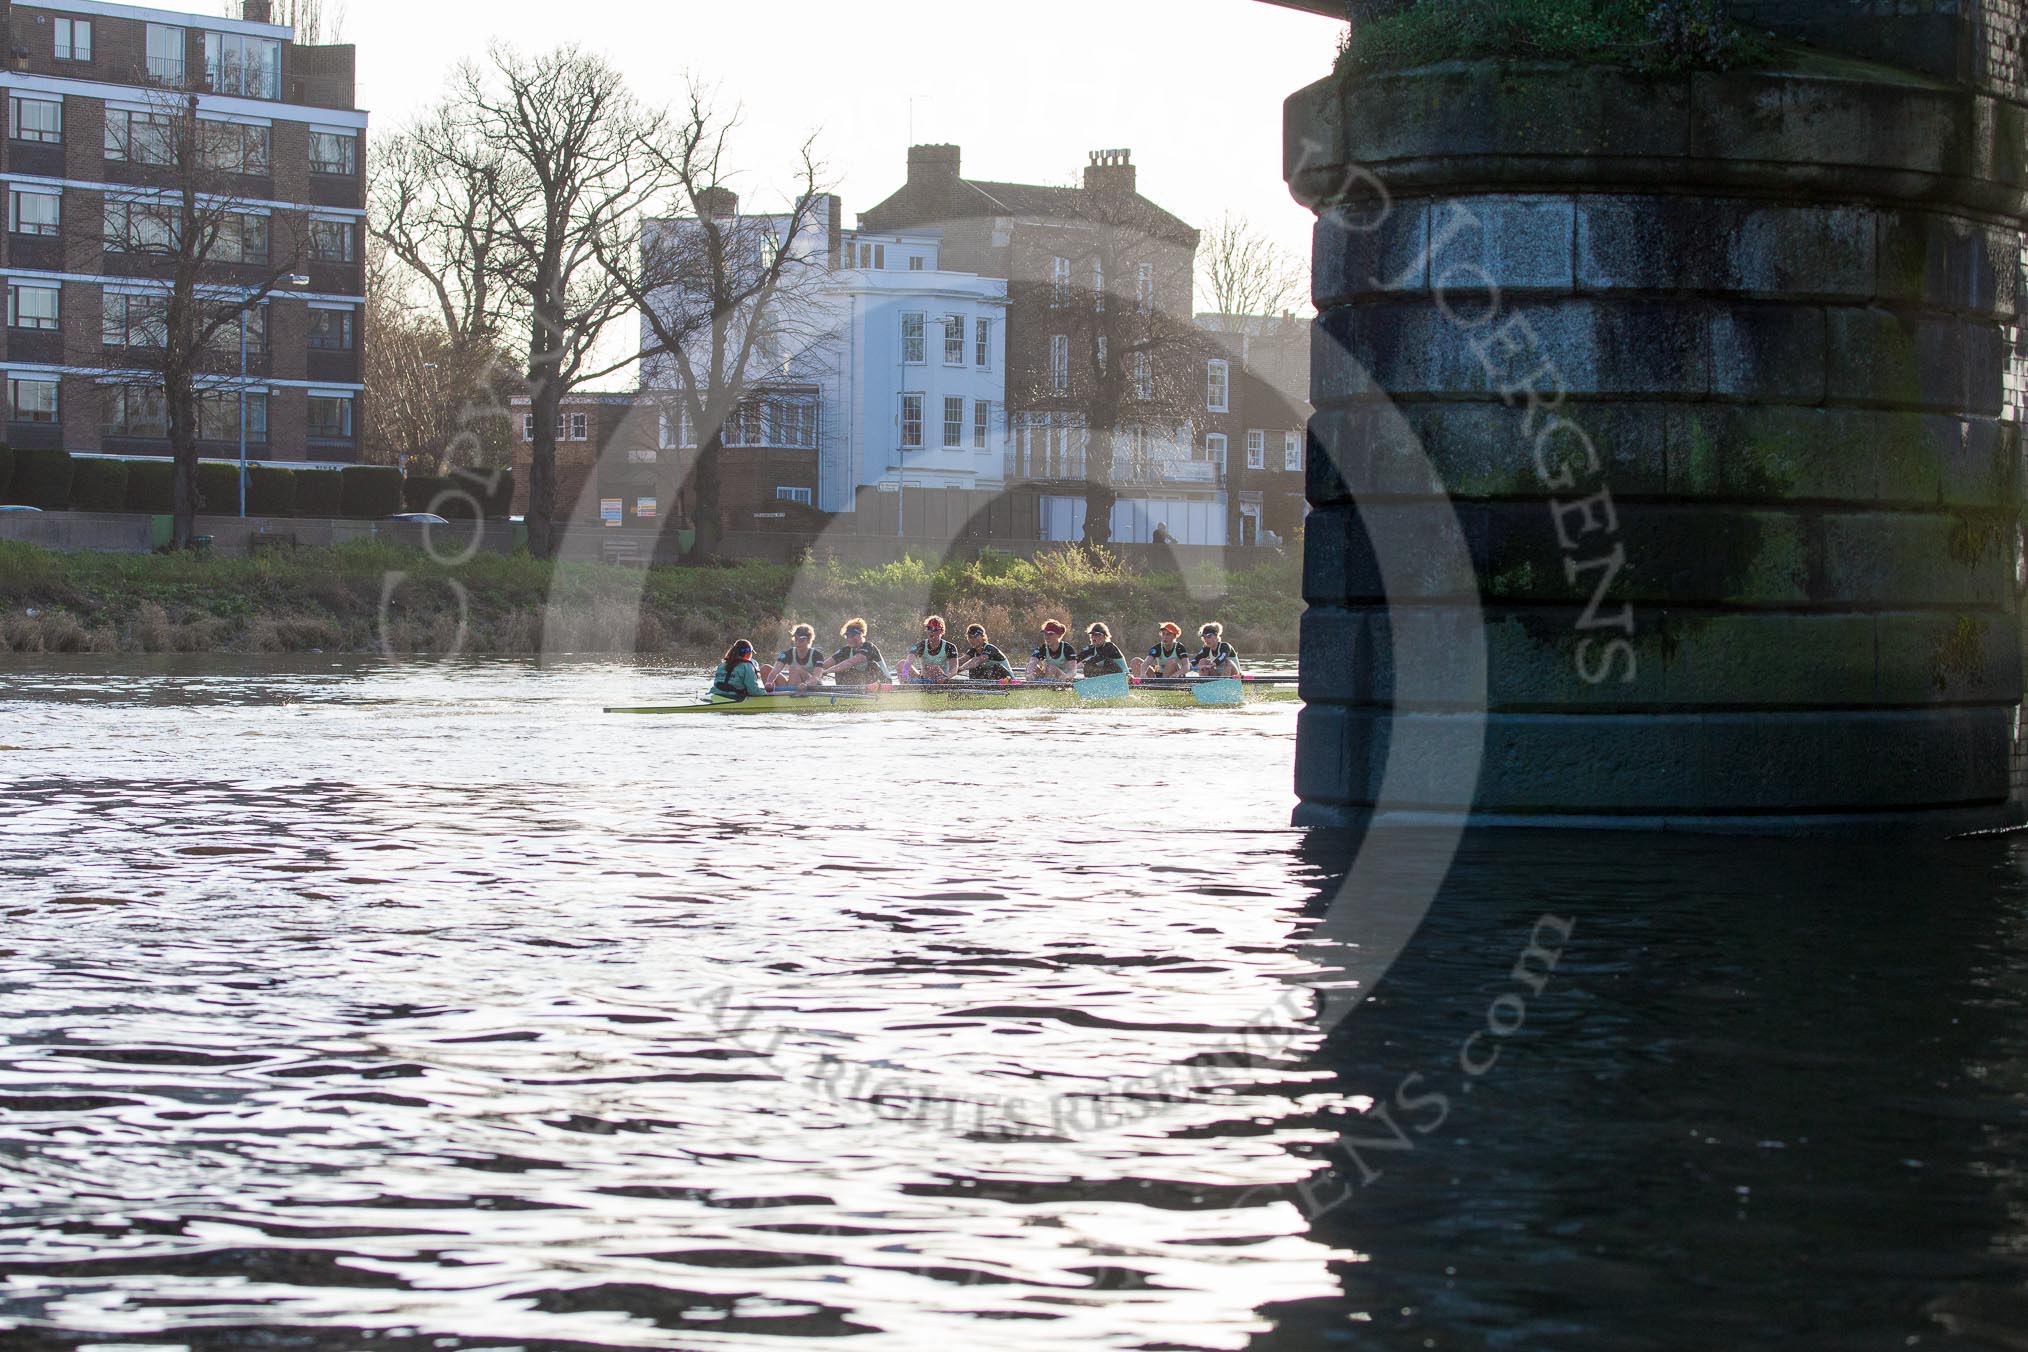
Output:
[
  {"xmin": 1338, "ymin": 0, "xmax": 1770, "ymax": 74},
  {"xmin": 0, "ymin": 539, "xmax": 1304, "ymax": 657}
]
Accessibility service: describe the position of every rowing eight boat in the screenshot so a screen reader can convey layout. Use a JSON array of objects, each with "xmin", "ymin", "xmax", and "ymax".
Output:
[{"xmin": 603, "ymin": 676, "xmax": 1300, "ymax": 715}]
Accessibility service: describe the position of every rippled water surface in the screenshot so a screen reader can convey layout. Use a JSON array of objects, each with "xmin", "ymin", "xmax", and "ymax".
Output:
[{"xmin": 5, "ymin": 657, "xmax": 2028, "ymax": 1351}]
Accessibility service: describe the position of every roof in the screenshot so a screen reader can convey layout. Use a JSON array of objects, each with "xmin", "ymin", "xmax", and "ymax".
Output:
[{"xmin": 861, "ymin": 175, "xmax": 1197, "ymax": 245}]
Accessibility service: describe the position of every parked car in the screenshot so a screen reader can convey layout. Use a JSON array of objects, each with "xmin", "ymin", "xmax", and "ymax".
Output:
[
  {"xmin": 0, "ymin": 505, "xmax": 44, "ymax": 514},
  {"xmin": 386, "ymin": 513, "xmax": 450, "ymax": 525}
]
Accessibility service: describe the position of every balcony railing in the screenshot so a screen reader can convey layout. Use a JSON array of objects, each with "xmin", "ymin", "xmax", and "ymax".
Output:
[{"xmin": 1004, "ymin": 449, "xmax": 1221, "ymax": 487}]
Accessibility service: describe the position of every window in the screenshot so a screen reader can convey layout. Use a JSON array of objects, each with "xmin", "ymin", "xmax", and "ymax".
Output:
[
  {"xmin": 54, "ymin": 17, "xmax": 91, "ymax": 61},
  {"xmin": 8, "ymin": 284, "xmax": 58, "ymax": 331},
  {"xmin": 308, "ymin": 309, "xmax": 355, "ymax": 351},
  {"xmin": 857, "ymin": 242, "xmax": 884, "ymax": 269},
  {"xmin": 776, "ymin": 486, "xmax": 813, "ymax": 505},
  {"xmin": 1133, "ymin": 351, "xmax": 1152, "ymax": 401},
  {"xmin": 908, "ymin": 255, "xmax": 923, "ymax": 271},
  {"xmin": 1136, "ymin": 261, "xmax": 1154, "ymax": 314},
  {"xmin": 1284, "ymin": 430, "xmax": 1302, "ymax": 472},
  {"xmin": 205, "ymin": 33, "xmax": 281, "ymax": 98},
  {"xmin": 8, "ymin": 189, "xmax": 59, "ymax": 237},
  {"xmin": 659, "ymin": 405, "xmax": 695, "ymax": 448},
  {"xmin": 108, "ymin": 387, "xmax": 168, "ymax": 437},
  {"xmin": 147, "ymin": 24, "xmax": 186, "ymax": 83},
  {"xmin": 10, "ymin": 96, "xmax": 61, "ymax": 144},
  {"xmin": 309, "ymin": 131, "xmax": 357, "ymax": 176},
  {"xmin": 1095, "ymin": 335, "xmax": 1107, "ymax": 372},
  {"xmin": 307, "ymin": 394, "xmax": 355, "ymax": 439},
  {"xmin": 570, "ymin": 412, "xmax": 589, "ymax": 441},
  {"xmin": 309, "ymin": 218, "xmax": 356, "ymax": 263},
  {"xmin": 106, "ymin": 109, "xmax": 177, "ymax": 165},
  {"xmin": 227, "ymin": 303, "xmax": 268, "ymax": 354},
  {"xmin": 1092, "ymin": 257, "xmax": 1104, "ymax": 311},
  {"xmin": 943, "ymin": 396, "xmax": 963, "ymax": 448},
  {"xmin": 1050, "ymin": 255, "xmax": 1070, "ymax": 305},
  {"xmin": 1049, "ymin": 334, "xmax": 1069, "ymax": 394},
  {"xmin": 1203, "ymin": 432, "xmax": 1227, "ymax": 468},
  {"xmin": 522, "ymin": 413, "xmax": 534, "ymax": 441},
  {"xmin": 105, "ymin": 200, "xmax": 178, "ymax": 252},
  {"xmin": 900, "ymin": 393, "xmax": 923, "ymax": 449},
  {"xmin": 202, "ymin": 121, "xmax": 269, "ymax": 174},
  {"xmin": 196, "ymin": 390, "xmax": 266, "ymax": 443},
  {"xmin": 9, "ymin": 378, "xmax": 57, "ymax": 423},
  {"xmin": 1247, "ymin": 430, "xmax": 1266, "ymax": 469},
  {"xmin": 1206, "ymin": 359, "xmax": 1229, "ymax": 412},
  {"xmin": 103, "ymin": 292, "xmax": 169, "ymax": 347},
  {"xmin": 902, "ymin": 312, "xmax": 925, "ymax": 364},
  {"xmin": 943, "ymin": 314, "xmax": 965, "ymax": 365},
  {"xmin": 975, "ymin": 317, "xmax": 990, "ymax": 369},
  {"xmin": 200, "ymin": 213, "xmax": 269, "ymax": 265},
  {"xmin": 973, "ymin": 400, "xmax": 990, "ymax": 450},
  {"xmin": 771, "ymin": 397, "xmax": 816, "ymax": 448}
]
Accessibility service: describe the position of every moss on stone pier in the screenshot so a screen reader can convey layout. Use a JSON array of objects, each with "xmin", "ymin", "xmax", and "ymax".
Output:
[{"xmin": 1339, "ymin": 0, "xmax": 1771, "ymax": 74}]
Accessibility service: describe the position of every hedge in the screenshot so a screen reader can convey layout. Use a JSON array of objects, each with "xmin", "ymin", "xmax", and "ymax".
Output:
[
  {"xmin": 247, "ymin": 464, "xmax": 295, "ymax": 517},
  {"xmin": 0, "ymin": 446, "xmax": 13, "ymax": 503},
  {"xmin": 196, "ymin": 462, "xmax": 241, "ymax": 514},
  {"xmin": 293, "ymin": 466, "xmax": 343, "ymax": 518},
  {"xmin": 341, "ymin": 464, "xmax": 403, "ymax": 519},
  {"xmin": 125, "ymin": 459, "xmax": 174, "ymax": 513},
  {"xmin": 70, "ymin": 458, "xmax": 130, "ymax": 512},
  {"xmin": 12, "ymin": 447, "xmax": 72, "ymax": 511},
  {"xmin": 403, "ymin": 475, "xmax": 449, "ymax": 513},
  {"xmin": 450, "ymin": 465, "xmax": 513, "ymax": 518}
]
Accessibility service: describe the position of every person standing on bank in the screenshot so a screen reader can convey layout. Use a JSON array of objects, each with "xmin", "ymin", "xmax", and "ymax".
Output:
[
  {"xmin": 904, "ymin": 615, "xmax": 962, "ymax": 683},
  {"xmin": 1132, "ymin": 621, "xmax": 1193, "ymax": 679},
  {"xmin": 1194, "ymin": 622, "xmax": 1243, "ymax": 678},
  {"xmin": 763, "ymin": 623, "xmax": 828, "ymax": 690},
  {"xmin": 709, "ymin": 640, "xmax": 769, "ymax": 703},
  {"xmin": 1079, "ymin": 622, "xmax": 1128, "ymax": 677},
  {"xmin": 1029, "ymin": 620, "xmax": 1081, "ymax": 681},
  {"xmin": 829, "ymin": 618, "xmax": 890, "ymax": 687},
  {"xmin": 954, "ymin": 624, "xmax": 1013, "ymax": 680}
]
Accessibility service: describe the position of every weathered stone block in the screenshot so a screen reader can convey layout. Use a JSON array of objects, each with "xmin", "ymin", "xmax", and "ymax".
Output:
[
  {"xmin": 1878, "ymin": 211, "xmax": 2027, "ymax": 318},
  {"xmin": 1728, "ymin": 203, "xmax": 1878, "ymax": 298},
  {"xmin": 1313, "ymin": 200, "xmax": 1429, "ymax": 304},
  {"xmin": 1941, "ymin": 416, "xmax": 2015, "ymax": 508},
  {"xmin": 1426, "ymin": 195, "xmax": 1576, "ymax": 293},
  {"xmin": 1709, "ymin": 304, "xmax": 1826, "ymax": 401},
  {"xmin": 1670, "ymin": 406, "xmax": 1872, "ymax": 503},
  {"xmin": 1298, "ymin": 605, "xmax": 1369, "ymax": 705},
  {"xmin": 1307, "ymin": 405, "xmax": 1444, "ymax": 502},
  {"xmin": 1576, "ymin": 196, "xmax": 1728, "ymax": 291},
  {"xmin": 1819, "ymin": 510, "xmax": 2010, "ymax": 608},
  {"xmin": 1315, "ymin": 302, "xmax": 1486, "ymax": 401},
  {"xmin": 1825, "ymin": 307, "xmax": 1966, "ymax": 411},
  {"xmin": 1661, "ymin": 612, "xmax": 1877, "ymax": 706},
  {"xmin": 1876, "ymin": 609, "xmax": 2024, "ymax": 704}
]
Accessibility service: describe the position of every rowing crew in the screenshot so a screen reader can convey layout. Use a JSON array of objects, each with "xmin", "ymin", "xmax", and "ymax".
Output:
[{"xmin": 712, "ymin": 616, "xmax": 1244, "ymax": 699}]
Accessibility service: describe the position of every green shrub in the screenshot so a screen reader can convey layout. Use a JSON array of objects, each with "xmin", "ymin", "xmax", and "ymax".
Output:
[
  {"xmin": 247, "ymin": 465, "xmax": 295, "ymax": 517},
  {"xmin": 443, "ymin": 466, "xmax": 507, "ymax": 521},
  {"xmin": 70, "ymin": 457, "xmax": 130, "ymax": 512},
  {"xmin": 12, "ymin": 447, "xmax": 72, "ymax": 510},
  {"xmin": 340, "ymin": 465, "xmax": 403, "ymax": 518},
  {"xmin": 0, "ymin": 446, "xmax": 13, "ymax": 502},
  {"xmin": 124, "ymin": 459, "xmax": 174, "ymax": 514},
  {"xmin": 293, "ymin": 467, "xmax": 343, "ymax": 518},
  {"xmin": 403, "ymin": 475, "xmax": 449, "ymax": 513},
  {"xmin": 196, "ymin": 462, "xmax": 241, "ymax": 514}
]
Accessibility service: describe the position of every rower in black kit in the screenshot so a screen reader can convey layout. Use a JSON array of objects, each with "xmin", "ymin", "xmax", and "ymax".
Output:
[
  {"xmin": 1078, "ymin": 622, "xmax": 1128, "ymax": 676},
  {"xmin": 955, "ymin": 624, "xmax": 1012, "ymax": 680}
]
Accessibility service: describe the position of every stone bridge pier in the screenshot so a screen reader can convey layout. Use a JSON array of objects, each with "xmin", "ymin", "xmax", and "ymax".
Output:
[{"xmin": 1287, "ymin": 2, "xmax": 2028, "ymax": 832}]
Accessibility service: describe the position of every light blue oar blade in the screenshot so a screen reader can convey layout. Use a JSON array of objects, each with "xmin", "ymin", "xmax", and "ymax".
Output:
[
  {"xmin": 1073, "ymin": 671, "xmax": 1131, "ymax": 701},
  {"xmin": 1193, "ymin": 677, "xmax": 1244, "ymax": 706}
]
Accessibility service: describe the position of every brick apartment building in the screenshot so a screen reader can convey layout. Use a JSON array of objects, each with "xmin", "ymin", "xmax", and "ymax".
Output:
[
  {"xmin": 1198, "ymin": 312, "xmax": 1310, "ymax": 545},
  {"xmin": 860, "ymin": 145, "xmax": 1224, "ymax": 545},
  {"xmin": 0, "ymin": 0, "xmax": 365, "ymax": 463}
]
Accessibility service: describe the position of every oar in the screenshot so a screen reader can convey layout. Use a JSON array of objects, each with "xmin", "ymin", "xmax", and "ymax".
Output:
[
  {"xmin": 1192, "ymin": 677, "xmax": 1245, "ymax": 706},
  {"xmin": 1073, "ymin": 671, "xmax": 1131, "ymax": 701}
]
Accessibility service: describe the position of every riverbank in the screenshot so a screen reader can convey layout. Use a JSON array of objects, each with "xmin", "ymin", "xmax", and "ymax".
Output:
[{"xmin": 0, "ymin": 540, "xmax": 1302, "ymax": 655}]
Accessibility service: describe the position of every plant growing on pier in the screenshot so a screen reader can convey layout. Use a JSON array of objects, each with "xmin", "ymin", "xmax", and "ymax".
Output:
[{"xmin": 1340, "ymin": 0, "xmax": 1766, "ymax": 73}]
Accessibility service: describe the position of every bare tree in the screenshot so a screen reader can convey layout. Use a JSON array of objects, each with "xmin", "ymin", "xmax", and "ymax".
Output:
[
  {"xmin": 361, "ymin": 243, "xmax": 513, "ymax": 474},
  {"xmin": 226, "ymin": 0, "xmax": 344, "ymax": 45},
  {"xmin": 1198, "ymin": 211, "xmax": 1308, "ymax": 321},
  {"xmin": 1016, "ymin": 181, "xmax": 1207, "ymax": 547},
  {"xmin": 599, "ymin": 83, "xmax": 832, "ymax": 561},
  {"xmin": 399, "ymin": 45, "xmax": 664, "ymax": 558},
  {"xmin": 83, "ymin": 91, "xmax": 310, "ymax": 548}
]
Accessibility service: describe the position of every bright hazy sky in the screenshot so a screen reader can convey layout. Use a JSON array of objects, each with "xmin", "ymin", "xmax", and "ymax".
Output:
[{"xmin": 305, "ymin": 0, "xmax": 1344, "ymax": 268}]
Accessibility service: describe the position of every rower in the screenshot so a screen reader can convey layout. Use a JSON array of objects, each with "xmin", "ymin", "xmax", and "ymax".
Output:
[
  {"xmin": 709, "ymin": 639, "xmax": 768, "ymax": 703},
  {"xmin": 1194, "ymin": 622, "xmax": 1244, "ymax": 678},
  {"xmin": 764, "ymin": 623, "xmax": 828, "ymax": 690},
  {"xmin": 1028, "ymin": 620, "xmax": 1080, "ymax": 681},
  {"xmin": 1131, "ymin": 621, "xmax": 1192, "ymax": 679},
  {"xmin": 903, "ymin": 615, "xmax": 961, "ymax": 683},
  {"xmin": 828, "ymin": 618, "xmax": 890, "ymax": 687},
  {"xmin": 1078, "ymin": 622, "xmax": 1128, "ymax": 676},
  {"xmin": 954, "ymin": 624, "xmax": 1012, "ymax": 680}
]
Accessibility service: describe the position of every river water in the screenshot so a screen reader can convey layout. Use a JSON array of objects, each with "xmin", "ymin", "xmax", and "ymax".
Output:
[{"xmin": 1, "ymin": 657, "xmax": 2026, "ymax": 1351}]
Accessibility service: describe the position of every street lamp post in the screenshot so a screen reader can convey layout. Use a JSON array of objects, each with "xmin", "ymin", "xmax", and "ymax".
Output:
[{"xmin": 240, "ymin": 273, "xmax": 312, "ymax": 517}]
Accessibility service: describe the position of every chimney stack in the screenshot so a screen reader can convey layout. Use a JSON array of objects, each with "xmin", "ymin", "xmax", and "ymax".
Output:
[
  {"xmin": 1084, "ymin": 148, "xmax": 1136, "ymax": 196},
  {"xmin": 695, "ymin": 186, "xmax": 739, "ymax": 220},
  {"xmin": 907, "ymin": 144, "xmax": 961, "ymax": 183},
  {"xmin": 243, "ymin": 0, "xmax": 273, "ymax": 23}
]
